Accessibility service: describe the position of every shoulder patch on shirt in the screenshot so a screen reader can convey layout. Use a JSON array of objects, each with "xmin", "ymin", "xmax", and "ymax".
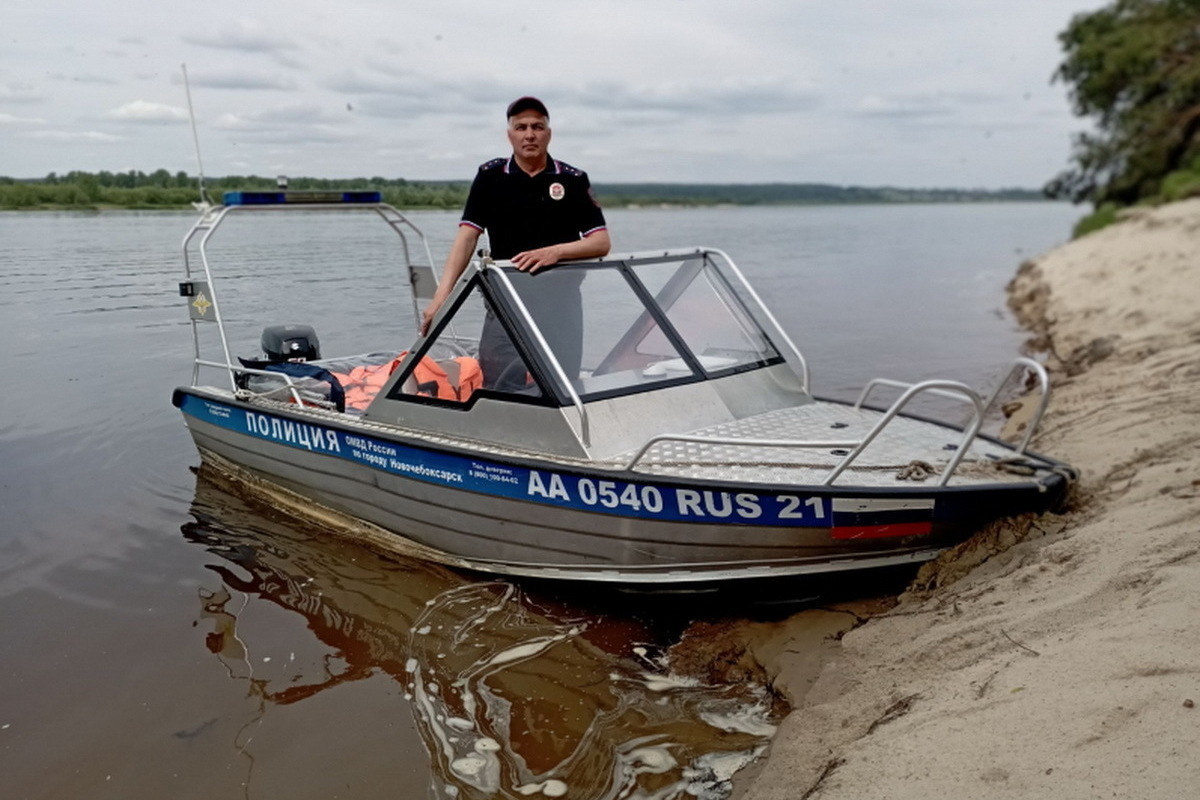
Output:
[
  {"xmin": 554, "ymin": 160, "xmax": 585, "ymax": 178},
  {"xmin": 478, "ymin": 157, "xmax": 506, "ymax": 173}
]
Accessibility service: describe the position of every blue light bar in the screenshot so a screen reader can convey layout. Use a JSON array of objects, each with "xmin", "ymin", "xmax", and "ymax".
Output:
[{"xmin": 223, "ymin": 190, "xmax": 383, "ymax": 206}]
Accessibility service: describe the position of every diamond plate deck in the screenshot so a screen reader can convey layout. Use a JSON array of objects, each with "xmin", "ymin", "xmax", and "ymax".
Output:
[{"xmin": 614, "ymin": 402, "xmax": 1040, "ymax": 487}]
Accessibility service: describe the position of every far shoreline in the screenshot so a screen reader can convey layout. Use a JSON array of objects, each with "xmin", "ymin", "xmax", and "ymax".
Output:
[
  {"xmin": 0, "ymin": 173, "xmax": 1055, "ymax": 213},
  {"xmin": 0, "ymin": 197, "xmax": 1068, "ymax": 213}
]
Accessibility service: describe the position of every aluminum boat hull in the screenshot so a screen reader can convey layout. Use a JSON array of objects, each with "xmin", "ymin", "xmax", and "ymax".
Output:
[{"xmin": 175, "ymin": 387, "xmax": 1071, "ymax": 583}]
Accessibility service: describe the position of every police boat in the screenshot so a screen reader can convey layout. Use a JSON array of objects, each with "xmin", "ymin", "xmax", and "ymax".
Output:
[{"xmin": 173, "ymin": 190, "xmax": 1075, "ymax": 584}]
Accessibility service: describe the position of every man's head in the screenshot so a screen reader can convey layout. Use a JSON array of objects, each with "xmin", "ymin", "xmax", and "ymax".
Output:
[{"xmin": 506, "ymin": 96, "xmax": 551, "ymax": 169}]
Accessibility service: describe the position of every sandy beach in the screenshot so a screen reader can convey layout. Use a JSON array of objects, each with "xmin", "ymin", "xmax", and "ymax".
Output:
[{"xmin": 731, "ymin": 198, "xmax": 1200, "ymax": 798}]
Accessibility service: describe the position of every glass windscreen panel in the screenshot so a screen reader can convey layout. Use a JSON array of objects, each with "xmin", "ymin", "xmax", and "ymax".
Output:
[
  {"xmin": 505, "ymin": 264, "xmax": 696, "ymax": 397},
  {"xmin": 487, "ymin": 255, "xmax": 779, "ymax": 400},
  {"xmin": 630, "ymin": 255, "xmax": 779, "ymax": 372},
  {"xmin": 388, "ymin": 280, "xmax": 543, "ymax": 404}
]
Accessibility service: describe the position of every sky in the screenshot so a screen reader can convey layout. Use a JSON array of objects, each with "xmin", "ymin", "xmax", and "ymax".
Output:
[{"xmin": 1, "ymin": 0, "xmax": 1108, "ymax": 189}]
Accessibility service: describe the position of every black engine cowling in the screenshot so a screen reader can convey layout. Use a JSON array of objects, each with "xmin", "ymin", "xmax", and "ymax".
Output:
[{"xmin": 260, "ymin": 324, "xmax": 320, "ymax": 362}]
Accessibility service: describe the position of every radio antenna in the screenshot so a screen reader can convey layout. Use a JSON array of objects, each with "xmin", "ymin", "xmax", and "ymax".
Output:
[{"xmin": 181, "ymin": 63, "xmax": 212, "ymax": 208}]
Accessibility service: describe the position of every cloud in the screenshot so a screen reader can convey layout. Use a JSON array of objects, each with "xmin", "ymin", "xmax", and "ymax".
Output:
[
  {"xmin": 30, "ymin": 130, "xmax": 123, "ymax": 143},
  {"xmin": 183, "ymin": 19, "xmax": 299, "ymax": 52},
  {"xmin": 0, "ymin": 113, "xmax": 46, "ymax": 125},
  {"xmin": 851, "ymin": 88, "xmax": 1007, "ymax": 123},
  {"xmin": 854, "ymin": 93, "xmax": 956, "ymax": 120},
  {"xmin": 236, "ymin": 128, "xmax": 352, "ymax": 145},
  {"xmin": 171, "ymin": 71, "xmax": 299, "ymax": 92},
  {"xmin": 324, "ymin": 68, "xmax": 412, "ymax": 96},
  {"xmin": 210, "ymin": 104, "xmax": 354, "ymax": 146},
  {"xmin": 331, "ymin": 60, "xmax": 819, "ymax": 121},
  {"xmin": 0, "ymin": 82, "xmax": 45, "ymax": 104},
  {"xmin": 105, "ymin": 101, "xmax": 190, "ymax": 123},
  {"xmin": 321, "ymin": 67, "xmax": 488, "ymax": 121},
  {"xmin": 181, "ymin": 19, "xmax": 304, "ymax": 67},
  {"xmin": 48, "ymin": 73, "xmax": 119, "ymax": 85},
  {"xmin": 575, "ymin": 78, "xmax": 820, "ymax": 116},
  {"xmin": 214, "ymin": 104, "xmax": 344, "ymax": 128}
]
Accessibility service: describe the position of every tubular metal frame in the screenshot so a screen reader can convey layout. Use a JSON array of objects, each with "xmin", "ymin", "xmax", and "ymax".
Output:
[{"xmin": 181, "ymin": 201, "xmax": 435, "ymax": 394}]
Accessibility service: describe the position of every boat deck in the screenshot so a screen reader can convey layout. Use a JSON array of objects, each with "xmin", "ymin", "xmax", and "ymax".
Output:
[{"xmin": 611, "ymin": 401, "xmax": 1045, "ymax": 488}]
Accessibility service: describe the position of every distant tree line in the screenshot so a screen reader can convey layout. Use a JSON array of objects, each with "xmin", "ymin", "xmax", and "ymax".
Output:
[
  {"xmin": 597, "ymin": 183, "xmax": 1044, "ymax": 206},
  {"xmin": 0, "ymin": 170, "xmax": 1047, "ymax": 211},
  {"xmin": 0, "ymin": 171, "xmax": 471, "ymax": 210}
]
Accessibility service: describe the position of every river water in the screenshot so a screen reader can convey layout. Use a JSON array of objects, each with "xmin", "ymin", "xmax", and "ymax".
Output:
[{"xmin": 0, "ymin": 202, "xmax": 1079, "ymax": 799}]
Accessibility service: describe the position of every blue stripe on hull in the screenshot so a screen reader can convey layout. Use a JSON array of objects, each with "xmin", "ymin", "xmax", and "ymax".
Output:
[{"xmin": 177, "ymin": 393, "xmax": 937, "ymax": 533}]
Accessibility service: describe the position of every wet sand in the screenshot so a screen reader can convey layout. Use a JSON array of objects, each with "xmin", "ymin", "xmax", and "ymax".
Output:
[{"xmin": 729, "ymin": 198, "xmax": 1200, "ymax": 798}]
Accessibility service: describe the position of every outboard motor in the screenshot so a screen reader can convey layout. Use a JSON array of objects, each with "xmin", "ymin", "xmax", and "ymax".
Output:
[{"xmin": 260, "ymin": 324, "xmax": 321, "ymax": 362}]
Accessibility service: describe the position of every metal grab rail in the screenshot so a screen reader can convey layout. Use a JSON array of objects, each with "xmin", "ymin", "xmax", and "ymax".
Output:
[
  {"xmin": 856, "ymin": 378, "xmax": 982, "ymax": 411},
  {"xmin": 624, "ymin": 379, "xmax": 988, "ymax": 487},
  {"xmin": 856, "ymin": 357, "xmax": 1052, "ymax": 454},
  {"xmin": 979, "ymin": 357, "xmax": 1051, "ymax": 455},
  {"xmin": 826, "ymin": 380, "xmax": 985, "ymax": 487},
  {"xmin": 194, "ymin": 358, "xmax": 314, "ymax": 408}
]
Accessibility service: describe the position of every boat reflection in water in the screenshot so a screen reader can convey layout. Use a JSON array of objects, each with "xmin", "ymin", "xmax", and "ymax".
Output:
[{"xmin": 183, "ymin": 464, "xmax": 778, "ymax": 799}]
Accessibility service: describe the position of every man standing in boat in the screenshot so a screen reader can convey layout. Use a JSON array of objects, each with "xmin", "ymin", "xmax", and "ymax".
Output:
[{"xmin": 420, "ymin": 96, "xmax": 610, "ymax": 387}]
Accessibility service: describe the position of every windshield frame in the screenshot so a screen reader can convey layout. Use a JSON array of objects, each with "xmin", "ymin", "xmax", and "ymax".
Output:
[
  {"xmin": 381, "ymin": 249, "xmax": 791, "ymax": 412},
  {"xmin": 493, "ymin": 250, "xmax": 786, "ymax": 403}
]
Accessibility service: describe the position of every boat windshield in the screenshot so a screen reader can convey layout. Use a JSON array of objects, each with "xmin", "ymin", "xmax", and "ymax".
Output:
[
  {"xmin": 385, "ymin": 250, "xmax": 785, "ymax": 408},
  {"xmin": 502, "ymin": 251, "xmax": 782, "ymax": 400}
]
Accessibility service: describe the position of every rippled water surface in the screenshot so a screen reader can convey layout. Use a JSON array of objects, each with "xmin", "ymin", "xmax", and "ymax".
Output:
[{"xmin": 0, "ymin": 203, "xmax": 1079, "ymax": 799}]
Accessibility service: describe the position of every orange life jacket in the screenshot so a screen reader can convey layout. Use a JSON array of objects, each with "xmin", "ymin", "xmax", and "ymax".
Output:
[
  {"xmin": 331, "ymin": 353, "xmax": 482, "ymax": 411},
  {"xmin": 399, "ymin": 353, "xmax": 483, "ymax": 402},
  {"xmin": 332, "ymin": 362, "xmax": 395, "ymax": 411}
]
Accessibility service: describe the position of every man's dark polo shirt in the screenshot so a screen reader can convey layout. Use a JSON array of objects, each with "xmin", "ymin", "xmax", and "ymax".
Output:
[{"xmin": 460, "ymin": 155, "xmax": 607, "ymax": 259}]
